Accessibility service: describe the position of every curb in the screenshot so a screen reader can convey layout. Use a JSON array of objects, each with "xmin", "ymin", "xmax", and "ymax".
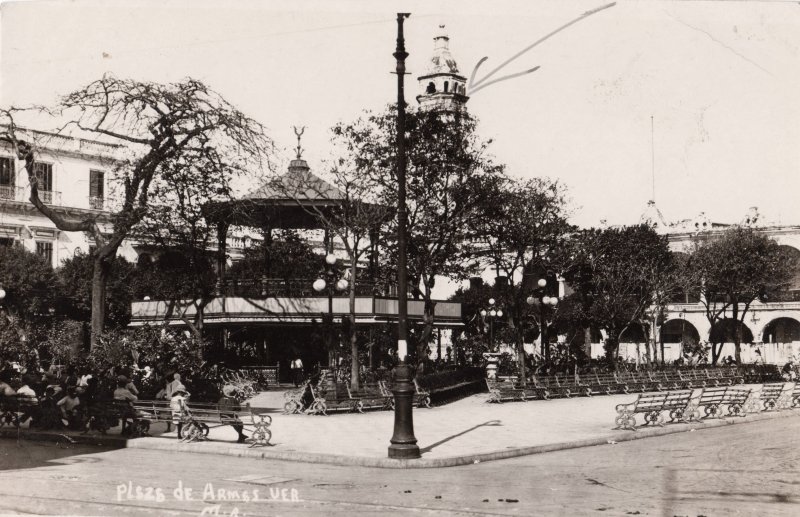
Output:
[
  {"xmin": 4, "ymin": 409, "xmax": 798, "ymax": 469},
  {"xmin": 93, "ymin": 408, "xmax": 800, "ymax": 468}
]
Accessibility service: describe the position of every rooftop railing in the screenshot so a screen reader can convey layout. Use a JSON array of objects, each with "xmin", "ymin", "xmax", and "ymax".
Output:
[{"xmin": 219, "ymin": 277, "xmax": 381, "ymax": 298}]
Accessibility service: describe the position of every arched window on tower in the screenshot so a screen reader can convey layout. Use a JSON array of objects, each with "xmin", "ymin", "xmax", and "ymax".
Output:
[
  {"xmin": 426, "ymin": 82, "xmax": 436, "ymax": 94},
  {"xmin": 444, "ymin": 81, "xmax": 449, "ymax": 93}
]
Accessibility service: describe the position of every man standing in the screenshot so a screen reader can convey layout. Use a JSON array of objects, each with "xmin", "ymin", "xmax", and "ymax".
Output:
[{"xmin": 290, "ymin": 355, "xmax": 303, "ymax": 387}]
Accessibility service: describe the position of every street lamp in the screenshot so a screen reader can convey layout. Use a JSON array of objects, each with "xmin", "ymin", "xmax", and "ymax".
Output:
[
  {"xmin": 526, "ymin": 277, "xmax": 559, "ymax": 365},
  {"xmin": 480, "ymin": 298, "xmax": 504, "ymax": 351},
  {"xmin": 388, "ymin": 11, "xmax": 420, "ymax": 460},
  {"xmin": 314, "ymin": 253, "xmax": 348, "ymax": 368}
]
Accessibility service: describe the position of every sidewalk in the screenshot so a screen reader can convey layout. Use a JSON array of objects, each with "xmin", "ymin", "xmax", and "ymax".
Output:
[{"xmin": 3, "ymin": 387, "xmax": 798, "ymax": 468}]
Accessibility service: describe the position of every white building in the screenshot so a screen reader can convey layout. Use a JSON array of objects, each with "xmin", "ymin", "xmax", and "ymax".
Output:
[
  {"xmin": 0, "ymin": 129, "xmax": 139, "ymax": 266},
  {"xmin": 601, "ymin": 202, "xmax": 800, "ymax": 365}
]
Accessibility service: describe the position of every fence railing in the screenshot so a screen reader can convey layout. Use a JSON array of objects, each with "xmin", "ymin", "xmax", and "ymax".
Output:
[{"xmin": 219, "ymin": 277, "xmax": 379, "ymax": 298}]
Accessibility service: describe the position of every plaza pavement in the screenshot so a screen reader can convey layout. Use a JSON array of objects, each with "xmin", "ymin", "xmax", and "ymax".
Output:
[{"xmin": 3, "ymin": 386, "xmax": 798, "ymax": 468}]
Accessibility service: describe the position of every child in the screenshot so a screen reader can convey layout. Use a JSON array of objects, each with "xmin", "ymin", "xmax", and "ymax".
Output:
[{"xmin": 170, "ymin": 384, "xmax": 189, "ymax": 439}]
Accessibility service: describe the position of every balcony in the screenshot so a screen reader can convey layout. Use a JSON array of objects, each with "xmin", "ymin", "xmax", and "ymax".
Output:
[
  {"xmin": 0, "ymin": 186, "xmax": 17, "ymax": 201},
  {"xmin": 38, "ymin": 190, "xmax": 61, "ymax": 205},
  {"xmin": 89, "ymin": 196, "xmax": 105, "ymax": 210}
]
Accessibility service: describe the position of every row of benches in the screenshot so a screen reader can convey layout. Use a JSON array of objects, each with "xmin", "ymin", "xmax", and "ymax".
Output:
[
  {"xmin": 283, "ymin": 379, "xmax": 432, "ymax": 416},
  {"xmin": 487, "ymin": 368, "xmax": 746, "ymax": 403},
  {"xmin": 614, "ymin": 382, "xmax": 799, "ymax": 431},
  {"xmin": 0, "ymin": 397, "xmax": 273, "ymax": 446}
]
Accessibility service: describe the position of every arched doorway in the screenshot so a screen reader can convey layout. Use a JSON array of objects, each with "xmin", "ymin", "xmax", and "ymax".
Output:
[
  {"xmin": 710, "ymin": 319, "xmax": 754, "ymax": 344},
  {"xmin": 762, "ymin": 317, "xmax": 800, "ymax": 343},
  {"xmin": 660, "ymin": 319, "xmax": 701, "ymax": 344}
]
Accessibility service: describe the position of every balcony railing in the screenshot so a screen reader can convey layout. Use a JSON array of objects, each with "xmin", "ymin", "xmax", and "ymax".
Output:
[
  {"xmin": 89, "ymin": 196, "xmax": 104, "ymax": 210},
  {"xmin": 38, "ymin": 190, "xmax": 61, "ymax": 205},
  {"xmin": 0, "ymin": 185, "xmax": 17, "ymax": 201},
  {"xmin": 220, "ymin": 277, "xmax": 381, "ymax": 298}
]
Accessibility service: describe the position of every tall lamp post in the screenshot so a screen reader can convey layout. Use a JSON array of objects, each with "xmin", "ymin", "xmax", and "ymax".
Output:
[
  {"xmin": 479, "ymin": 298, "xmax": 504, "ymax": 351},
  {"xmin": 480, "ymin": 298, "xmax": 504, "ymax": 379},
  {"xmin": 388, "ymin": 12, "xmax": 420, "ymax": 460},
  {"xmin": 526, "ymin": 278, "xmax": 559, "ymax": 366},
  {"xmin": 313, "ymin": 253, "xmax": 348, "ymax": 368}
]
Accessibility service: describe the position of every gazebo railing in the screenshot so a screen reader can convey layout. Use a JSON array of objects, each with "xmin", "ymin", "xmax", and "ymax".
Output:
[{"xmin": 219, "ymin": 277, "xmax": 380, "ymax": 298}]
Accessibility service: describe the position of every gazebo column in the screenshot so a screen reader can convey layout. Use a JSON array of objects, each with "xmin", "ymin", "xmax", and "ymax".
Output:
[{"xmin": 215, "ymin": 221, "xmax": 229, "ymax": 295}]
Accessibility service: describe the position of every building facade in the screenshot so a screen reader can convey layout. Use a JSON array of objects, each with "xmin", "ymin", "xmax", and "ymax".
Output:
[
  {"xmin": 597, "ymin": 202, "xmax": 800, "ymax": 364},
  {"xmin": 0, "ymin": 129, "xmax": 138, "ymax": 265}
]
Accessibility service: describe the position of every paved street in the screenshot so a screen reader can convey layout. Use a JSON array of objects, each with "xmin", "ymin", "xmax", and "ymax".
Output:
[{"xmin": 1, "ymin": 415, "xmax": 798, "ymax": 516}]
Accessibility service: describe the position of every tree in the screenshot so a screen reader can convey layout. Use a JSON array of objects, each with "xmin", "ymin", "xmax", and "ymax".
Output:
[
  {"xmin": 685, "ymin": 227, "xmax": 797, "ymax": 364},
  {"xmin": 56, "ymin": 252, "xmax": 136, "ymax": 329},
  {"xmin": 470, "ymin": 177, "xmax": 572, "ymax": 382},
  {"xmin": 0, "ymin": 244, "xmax": 57, "ymax": 320},
  {"xmin": 566, "ymin": 225, "xmax": 674, "ymax": 367},
  {"xmin": 0, "ymin": 75, "xmax": 273, "ymax": 348},
  {"xmin": 331, "ymin": 105, "xmax": 504, "ymax": 361},
  {"xmin": 227, "ymin": 230, "xmax": 324, "ymax": 285}
]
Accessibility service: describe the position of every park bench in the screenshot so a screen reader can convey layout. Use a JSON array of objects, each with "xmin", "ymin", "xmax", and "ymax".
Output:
[
  {"xmin": 346, "ymin": 383, "xmax": 393, "ymax": 412},
  {"xmin": 485, "ymin": 379, "xmax": 527, "ymax": 403},
  {"xmin": 677, "ymin": 369, "xmax": 706, "ymax": 388},
  {"xmin": 614, "ymin": 389, "xmax": 699, "ymax": 431},
  {"xmin": 283, "ymin": 383, "xmax": 309, "ymax": 414},
  {"xmin": 616, "ymin": 371, "xmax": 655, "ymax": 394},
  {"xmin": 695, "ymin": 386, "xmax": 751, "ymax": 419},
  {"xmin": 655, "ymin": 370, "xmax": 692, "ymax": 391},
  {"xmin": 306, "ymin": 380, "xmax": 359, "ymax": 415},
  {"xmin": 532, "ymin": 375, "xmax": 571, "ymax": 398},
  {"xmin": 755, "ymin": 383, "xmax": 792, "ymax": 411},
  {"xmin": 790, "ymin": 383, "xmax": 800, "ymax": 408},
  {"xmin": 378, "ymin": 379, "xmax": 433, "ymax": 408},
  {"xmin": 582, "ymin": 373, "xmax": 622, "ymax": 396},
  {"xmin": 131, "ymin": 399, "xmax": 272, "ymax": 446},
  {"xmin": 0, "ymin": 395, "xmax": 41, "ymax": 428}
]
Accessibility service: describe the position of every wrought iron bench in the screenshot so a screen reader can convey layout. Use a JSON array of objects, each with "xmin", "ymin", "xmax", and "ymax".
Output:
[
  {"xmin": 755, "ymin": 383, "xmax": 793, "ymax": 411},
  {"xmin": 616, "ymin": 371, "xmax": 656, "ymax": 394},
  {"xmin": 0, "ymin": 395, "xmax": 41, "ymax": 428},
  {"xmin": 379, "ymin": 379, "xmax": 433, "ymax": 408},
  {"xmin": 581, "ymin": 373, "xmax": 622, "ymax": 396},
  {"xmin": 306, "ymin": 381, "xmax": 359, "ymax": 415},
  {"xmin": 485, "ymin": 379, "xmax": 527, "ymax": 403},
  {"xmin": 614, "ymin": 389, "xmax": 699, "ymax": 431},
  {"xmin": 651, "ymin": 370, "xmax": 690, "ymax": 391},
  {"xmin": 347, "ymin": 383, "xmax": 393, "ymax": 412},
  {"xmin": 695, "ymin": 386, "xmax": 751, "ymax": 419},
  {"xmin": 283, "ymin": 383, "xmax": 309, "ymax": 414},
  {"xmin": 131, "ymin": 400, "xmax": 272, "ymax": 446}
]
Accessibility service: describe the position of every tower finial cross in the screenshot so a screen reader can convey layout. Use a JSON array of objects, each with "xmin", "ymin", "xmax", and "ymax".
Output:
[{"xmin": 293, "ymin": 126, "xmax": 306, "ymax": 160}]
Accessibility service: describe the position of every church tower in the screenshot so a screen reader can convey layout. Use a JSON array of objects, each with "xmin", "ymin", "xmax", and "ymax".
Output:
[{"xmin": 416, "ymin": 25, "xmax": 469, "ymax": 111}]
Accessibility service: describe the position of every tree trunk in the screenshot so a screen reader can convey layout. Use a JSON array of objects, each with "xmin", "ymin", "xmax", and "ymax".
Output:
[
  {"xmin": 604, "ymin": 330, "xmax": 619, "ymax": 369},
  {"xmin": 711, "ymin": 343, "xmax": 721, "ymax": 365},
  {"xmin": 733, "ymin": 304, "xmax": 743, "ymax": 364},
  {"xmin": 515, "ymin": 315, "xmax": 527, "ymax": 386},
  {"xmin": 90, "ymin": 256, "xmax": 111, "ymax": 349},
  {"xmin": 349, "ymin": 260, "xmax": 360, "ymax": 391},
  {"xmin": 417, "ymin": 298, "xmax": 436, "ymax": 362}
]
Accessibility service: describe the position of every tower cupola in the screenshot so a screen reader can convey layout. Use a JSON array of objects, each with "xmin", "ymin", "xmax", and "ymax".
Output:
[{"xmin": 416, "ymin": 25, "xmax": 469, "ymax": 111}]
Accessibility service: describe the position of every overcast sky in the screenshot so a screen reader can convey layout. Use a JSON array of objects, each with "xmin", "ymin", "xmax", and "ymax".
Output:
[{"xmin": 2, "ymin": 0, "xmax": 799, "ymax": 229}]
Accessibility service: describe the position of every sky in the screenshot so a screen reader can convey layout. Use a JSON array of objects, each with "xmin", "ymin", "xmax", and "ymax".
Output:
[{"xmin": 2, "ymin": 0, "xmax": 800, "ymax": 229}]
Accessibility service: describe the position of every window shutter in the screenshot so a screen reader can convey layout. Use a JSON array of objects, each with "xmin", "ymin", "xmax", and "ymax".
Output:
[{"xmin": 90, "ymin": 170, "xmax": 104, "ymax": 198}]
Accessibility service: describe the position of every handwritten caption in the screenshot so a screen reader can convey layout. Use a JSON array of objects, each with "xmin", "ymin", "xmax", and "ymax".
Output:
[{"xmin": 116, "ymin": 481, "xmax": 301, "ymax": 516}]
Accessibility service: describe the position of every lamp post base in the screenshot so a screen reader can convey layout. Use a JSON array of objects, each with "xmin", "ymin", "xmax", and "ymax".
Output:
[{"xmin": 388, "ymin": 362, "xmax": 420, "ymax": 459}]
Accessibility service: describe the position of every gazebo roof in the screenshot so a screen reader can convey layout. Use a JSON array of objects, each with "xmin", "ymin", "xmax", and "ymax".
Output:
[{"xmin": 206, "ymin": 157, "xmax": 348, "ymax": 230}]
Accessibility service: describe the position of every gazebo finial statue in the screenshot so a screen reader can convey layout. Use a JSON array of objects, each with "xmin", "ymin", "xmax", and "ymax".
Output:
[{"xmin": 293, "ymin": 126, "xmax": 305, "ymax": 160}]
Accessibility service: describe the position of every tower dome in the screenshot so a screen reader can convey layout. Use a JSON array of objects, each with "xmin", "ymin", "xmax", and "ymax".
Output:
[{"xmin": 417, "ymin": 25, "xmax": 469, "ymax": 111}]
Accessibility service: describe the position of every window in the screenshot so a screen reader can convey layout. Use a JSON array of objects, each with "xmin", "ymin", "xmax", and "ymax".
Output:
[
  {"xmin": 0, "ymin": 157, "xmax": 14, "ymax": 186},
  {"xmin": 0, "ymin": 157, "xmax": 14, "ymax": 200},
  {"xmin": 36, "ymin": 241, "xmax": 53, "ymax": 265},
  {"xmin": 0, "ymin": 237, "xmax": 15, "ymax": 247},
  {"xmin": 89, "ymin": 170, "xmax": 104, "ymax": 209},
  {"xmin": 34, "ymin": 162, "xmax": 53, "ymax": 191}
]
